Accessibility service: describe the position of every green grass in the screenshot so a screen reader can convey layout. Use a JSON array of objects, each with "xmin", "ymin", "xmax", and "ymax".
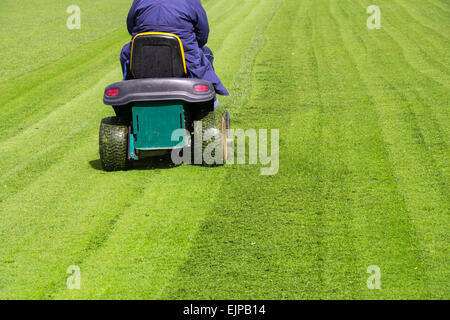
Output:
[{"xmin": 0, "ymin": 0, "xmax": 448, "ymax": 299}]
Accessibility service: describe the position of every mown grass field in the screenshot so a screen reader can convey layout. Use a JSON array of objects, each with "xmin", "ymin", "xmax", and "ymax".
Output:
[{"xmin": 0, "ymin": 0, "xmax": 448, "ymax": 299}]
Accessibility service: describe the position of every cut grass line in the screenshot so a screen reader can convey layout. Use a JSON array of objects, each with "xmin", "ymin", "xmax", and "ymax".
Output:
[
  {"xmin": 0, "ymin": 32, "xmax": 123, "ymax": 103},
  {"xmin": 384, "ymin": 1, "xmax": 450, "ymax": 81},
  {"xmin": 0, "ymin": 0, "xmax": 129, "ymax": 83},
  {"xmin": 351, "ymin": 1, "xmax": 449, "ymax": 182},
  {"xmin": 43, "ymin": 179, "xmax": 150, "ymax": 300},
  {"xmin": 0, "ymin": 29, "xmax": 126, "ymax": 107},
  {"xmin": 334, "ymin": 0, "xmax": 449, "ymax": 298},
  {"xmin": 52, "ymin": 165, "xmax": 226, "ymax": 299},
  {"xmin": 352, "ymin": 1, "xmax": 450, "ymax": 124},
  {"xmin": 430, "ymin": 0, "xmax": 450, "ymax": 13},
  {"xmin": 0, "ymin": 38, "xmax": 125, "ymax": 142},
  {"xmin": 330, "ymin": 1, "xmax": 429, "ymax": 298},
  {"xmin": 391, "ymin": 0, "xmax": 449, "ymax": 42},
  {"xmin": 207, "ymin": 0, "xmax": 267, "ymax": 88},
  {"xmin": 220, "ymin": 0, "xmax": 284, "ymax": 122},
  {"xmin": 353, "ymin": 0, "xmax": 449, "ymax": 186},
  {"xmin": 207, "ymin": 0, "xmax": 241, "ymax": 25},
  {"xmin": 0, "ymin": 27, "xmax": 122, "ymax": 89},
  {"xmin": 0, "ymin": 132, "xmax": 162, "ymax": 298},
  {"xmin": 162, "ymin": 0, "xmax": 316, "ymax": 299},
  {"xmin": 0, "ymin": 68, "xmax": 119, "ymax": 202},
  {"xmin": 375, "ymin": 76, "xmax": 449, "ymax": 193}
]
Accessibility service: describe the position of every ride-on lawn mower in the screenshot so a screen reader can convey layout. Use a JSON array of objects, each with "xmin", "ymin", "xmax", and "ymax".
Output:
[{"xmin": 99, "ymin": 32, "xmax": 230, "ymax": 171}]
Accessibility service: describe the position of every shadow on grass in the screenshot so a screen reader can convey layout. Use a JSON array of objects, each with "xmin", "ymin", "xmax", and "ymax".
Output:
[{"xmin": 89, "ymin": 157, "xmax": 180, "ymax": 171}]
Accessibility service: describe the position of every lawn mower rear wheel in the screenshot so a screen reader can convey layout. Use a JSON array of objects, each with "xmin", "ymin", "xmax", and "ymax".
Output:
[{"xmin": 99, "ymin": 117, "xmax": 129, "ymax": 171}]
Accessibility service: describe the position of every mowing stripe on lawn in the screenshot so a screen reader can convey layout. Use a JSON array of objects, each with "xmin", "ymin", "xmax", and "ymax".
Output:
[
  {"xmin": 163, "ymin": 0, "xmax": 323, "ymax": 299},
  {"xmin": 0, "ymin": 0, "xmax": 129, "ymax": 83},
  {"xmin": 163, "ymin": 0, "xmax": 449, "ymax": 299},
  {"xmin": 48, "ymin": 0, "xmax": 283, "ymax": 299},
  {"xmin": 337, "ymin": 0, "xmax": 449, "ymax": 298},
  {"xmin": 0, "ymin": 30, "xmax": 127, "ymax": 142}
]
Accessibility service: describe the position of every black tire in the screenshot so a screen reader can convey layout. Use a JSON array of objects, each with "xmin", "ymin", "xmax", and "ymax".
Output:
[
  {"xmin": 99, "ymin": 117, "xmax": 129, "ymax": 171},
  {"xmin": 193, "ymin": 111, "xmax": 229, "ymax": 166}
]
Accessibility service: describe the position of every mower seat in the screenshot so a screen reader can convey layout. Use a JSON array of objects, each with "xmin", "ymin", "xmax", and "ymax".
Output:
[
  {"xmin": 130, "ymin": 32, "xmax": 188, "ymax": 79},
  {"xmin": 106, "ymin": 32, "xmax": 215, "ymax": 108}
]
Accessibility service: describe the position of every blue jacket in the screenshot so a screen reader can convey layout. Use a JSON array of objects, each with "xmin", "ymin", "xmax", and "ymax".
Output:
[{"xmin": 120, "ymin": 0, "xmax": 229, "ymax": 96}]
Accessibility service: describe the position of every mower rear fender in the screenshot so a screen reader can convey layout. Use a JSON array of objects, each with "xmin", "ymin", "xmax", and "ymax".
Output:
[{"xmin": 103, "ymin": 78, "xmax": 215, "ymax": 106}]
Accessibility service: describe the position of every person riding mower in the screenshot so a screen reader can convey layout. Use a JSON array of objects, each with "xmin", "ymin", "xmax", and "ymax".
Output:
[{"xmin": 99, "ymin": 32, "xmax": 230, "ymax": 171}]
